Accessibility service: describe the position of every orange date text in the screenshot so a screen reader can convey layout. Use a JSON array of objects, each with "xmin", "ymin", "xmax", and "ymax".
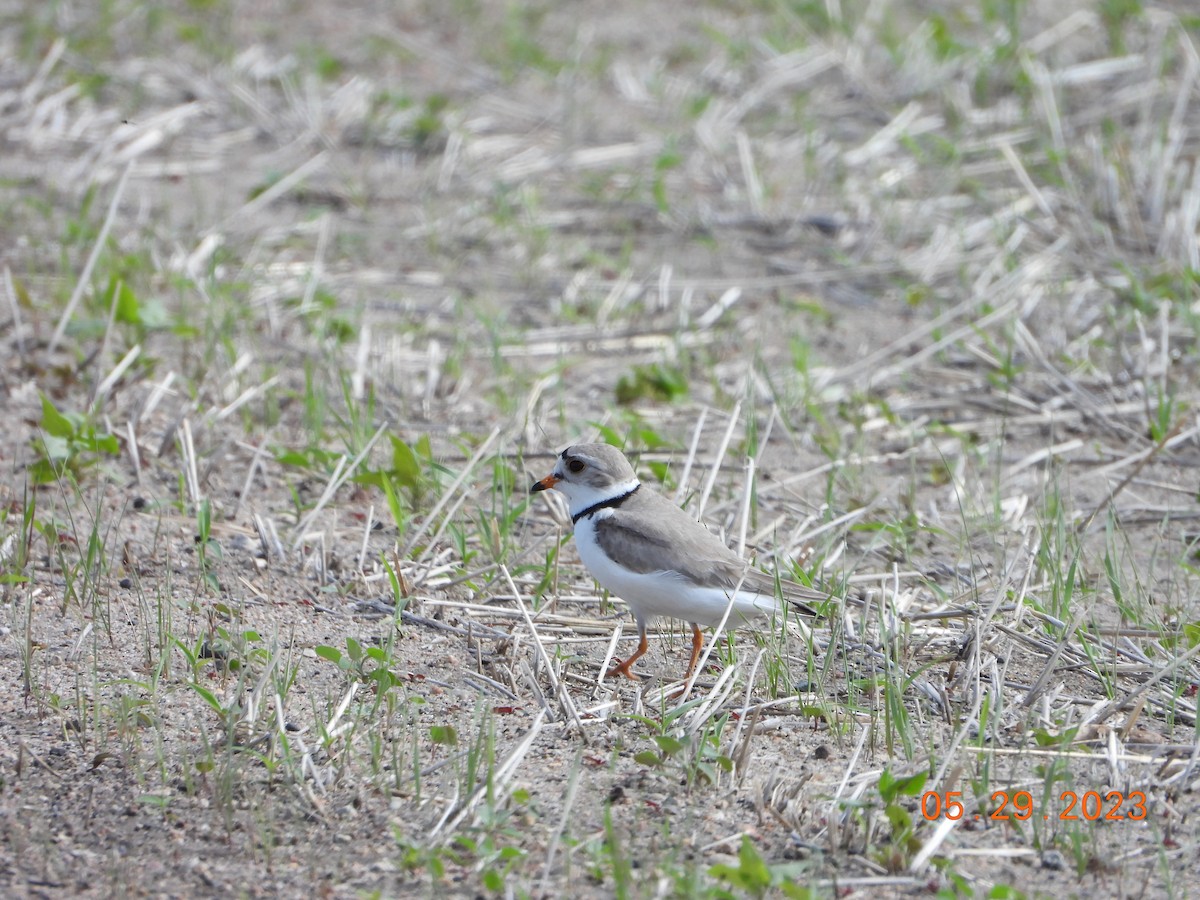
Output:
[{"xmin": 920, "ymin": 790, "xmax": 1147, "ymax": 822}]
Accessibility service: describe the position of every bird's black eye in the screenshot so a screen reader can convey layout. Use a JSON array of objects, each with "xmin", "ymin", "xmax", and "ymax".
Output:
[{"xmin": 567, "ymin": 459, "xmax": 585, "ymax": 473}]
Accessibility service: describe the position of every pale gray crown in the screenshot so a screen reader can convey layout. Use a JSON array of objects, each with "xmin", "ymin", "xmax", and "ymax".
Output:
[{"xmin": 556, "ymin": 443, "xmax": 638, "ymax": 488}]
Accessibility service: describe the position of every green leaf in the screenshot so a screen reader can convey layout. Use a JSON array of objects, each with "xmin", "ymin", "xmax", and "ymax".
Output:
[
  {"xmin": 885, "ymin": 803, "xmax": 913, "ymax": 835},
  {"xmin": 390, "ymin": 436, "xmax": 422, "ymax": 488},
  {"xmin": 369, "ymin": 668, "xmax": 398, "ymax": 692},
  {"xmin": 28, "ymin": 461, "xmax": 56, "ymax": 485},
  {"xmin": 40, "ymin": 395, "xmax": 75, "ymax": 439},
  {"xmin": 275, "ymin": 450, "xmax": 314, "ymax": 468},
  {"xmin": 736, "ymin": 835, "xmax": 770, "ymax": 887},
  {"xmin": 109, "ymin": 277, "xmax": 141, "ymax": 324},
  {"xmin": 428, "ymin": 854, "xmax": 445, "ymax": 879},
  {"xmin": 653, "ymin": 735, "xmax": 685, "ymax": 757},
  {"xmin": 354, "ymin": 470, "xmax": 387, "ymax": 489},
  {"xmin": 313, "ymin": 645, "xmax": 343, "ymax": 665},
  {"xmin": 275, "ymin": 446, "xmax": 341, "ymax": 471},
  {"xmin": 593, "ymin": 424, "xmax": 623, "ymax": 446},
  {"xmin": 38, "ymin": 434, "xmax": 72, "ymax": 463},
  {"xmin": 780, "ymin": 884, "xmax": 814, "ymax": 899},
  {"xmin": 429, "ymin": 725, "xmax": 458, "ymax": 746},
  {"xmin": 1184, "ymin": 621, "xmax": 1200, "ymax": 649},
  {"xmin": 711, "ymin": 835, "xmax": 772, "ymax": 891},
  {"xmin": 90, "ymin": 431, "xmax": 120, "ymax": 455},
  {"xmin": 482, "ymin": 870, "xmax": 504, "ymax": 892},
  {"xmin": 187, "ymin": 681, "xmax": 223, "ymax": 713},
  {"xmin": 989, "ymin": 885, "xmax": 1028, "ymax": 900},
  {"xmin": 615, "ymin": 363, "xmax": 689, "ymax": 404},
  {"xmin": 138, "ymin": 297, "xmax": 171, "ymax": 329},
  {"xmin": 633, "ymin": 751, "xmax": 663, "ymax": 767},
  {"xmin": 197, "ymin": 498, "xmax": 211, "ymax": 541},
  {"xmin": 1032, "ymin": 726, "xmax": 1078, "ymax": 747},
  {"xmin": 879, "ymin": 768, "xmax": 927, "ymax": 802}
]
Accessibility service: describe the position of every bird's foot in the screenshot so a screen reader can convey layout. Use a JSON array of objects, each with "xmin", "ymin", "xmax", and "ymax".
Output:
[{"xmin": 605, "ymin": 658, "xmax": 641, "ymax": 681}]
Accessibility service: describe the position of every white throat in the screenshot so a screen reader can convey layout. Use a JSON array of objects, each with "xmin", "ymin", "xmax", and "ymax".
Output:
[{"xmin": 565, "ymin": 477, "xmax": 640, "ymax": 520}]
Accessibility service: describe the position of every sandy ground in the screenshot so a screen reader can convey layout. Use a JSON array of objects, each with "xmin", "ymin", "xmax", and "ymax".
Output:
[{"xmin": 3, "ymin": 1, "xmax": 1200, "ymax": 897}]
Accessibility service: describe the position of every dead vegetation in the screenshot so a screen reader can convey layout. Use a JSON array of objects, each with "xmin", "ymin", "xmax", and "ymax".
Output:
[{"xmin": 3, "ymin": 1, "xmax": 1200, "ymax": 897}]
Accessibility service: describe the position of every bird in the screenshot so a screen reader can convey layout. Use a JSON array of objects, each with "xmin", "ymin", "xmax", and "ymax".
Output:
[{"xmin": 530, "ymin": 443, "xmax": 827, "ymax": 681}]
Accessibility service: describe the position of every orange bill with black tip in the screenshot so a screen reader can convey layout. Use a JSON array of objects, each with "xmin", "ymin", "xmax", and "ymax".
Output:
[{"xmin": 530, "ymin": 473, "xmax": 559, "ymax": 493}]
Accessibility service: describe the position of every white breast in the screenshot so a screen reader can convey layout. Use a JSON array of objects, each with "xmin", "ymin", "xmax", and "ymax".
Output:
[{"xmin": 572, "ymin": 509, "xmax": 784, "ymax": 630}]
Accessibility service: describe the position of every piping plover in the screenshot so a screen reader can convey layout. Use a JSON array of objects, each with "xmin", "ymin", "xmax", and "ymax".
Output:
[{"xmin": 531, "ymin": 443, "xmax": 826, "ymax": 680}]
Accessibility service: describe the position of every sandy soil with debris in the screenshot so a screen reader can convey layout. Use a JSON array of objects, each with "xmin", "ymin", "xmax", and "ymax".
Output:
[{"xmin": 3, "ymin": 1, "xmax": 1200, "ymax": 897}]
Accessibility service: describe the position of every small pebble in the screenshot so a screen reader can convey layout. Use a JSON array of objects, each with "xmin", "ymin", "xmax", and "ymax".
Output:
[{"xmin": 1041, "ymin": 850, "xmax": 1066, "ymax": 871}]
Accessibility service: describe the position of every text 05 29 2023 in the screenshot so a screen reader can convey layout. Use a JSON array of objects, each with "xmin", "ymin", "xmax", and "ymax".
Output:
[{"xmin": 920, "ymin": 789, "xmax": 1148, "ymax": 822}]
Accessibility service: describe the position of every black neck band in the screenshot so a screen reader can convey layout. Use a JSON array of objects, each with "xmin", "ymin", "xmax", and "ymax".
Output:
[{"xmin": 572, "ymin": 484, "xmax": 640, "ymax": 525}]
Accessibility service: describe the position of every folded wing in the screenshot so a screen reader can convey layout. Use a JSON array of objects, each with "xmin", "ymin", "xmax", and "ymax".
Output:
[{"xmin": 591, "ymin": 488, "xmax": 828, "ymax": 616}]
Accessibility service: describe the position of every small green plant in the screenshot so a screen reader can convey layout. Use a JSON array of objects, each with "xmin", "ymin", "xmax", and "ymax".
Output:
[
  {"xmin": 194, "ymin": 498, "xmax": 221, "ymax": 593},
  {"xmin": 1146, "ymin": 382, "xmax": 1179, "ymax": 444},
  {"xmin": 315, "ymin": 636, "xmax": 403, "ymax": 697},
  {"xmin": 629, "ymin": 712, "xmax": 734, "ymax": 791},
  {"xmin": 196, "ymin": 621, "xmax": 271, "ymax": 677},
  {"xmin": 709, "ymin": 835, "xmax": 813, "ymax": 898},
  {"xmin": 1099, "ymin": 0, "xmax": 1143, "ymax": 52},
  {"xmin": 872, "ymin": 768, "xmax": 929, "ymax": 872},
  {"xmin": 0, "ymin": 487, "xmax": 37, "ymax": 587},
  {"xmin": 103, "ymin": 274, "xmax": 171, "ymax": 334},
  {"xmin": 615, "ymin": 364, "xmax": 689, "ymax": 404},
  {"xmin": 651, "ymin": 139, "xmax": 683, "ymax": 213},
  {"xmin": 32, "ymin": 394, "xmax": 121, "ymax": 484},
  {"xmin": 409, "ymin": 93, "xmax": 451, "ymax": 151},
  {"xmin": 986, "ymin": 883, "xmax": 1029, "ymax": 900},
  {"xmin": 592, "ymin": 806, "xmax": 634, "ymax": 896},
  {"xmin": 353, "ymin": 434, "xmax": 430, "ymax": 528},
  {"xmin": 490, "ymin": 4, "xmax": 562, "ymax": 79}
]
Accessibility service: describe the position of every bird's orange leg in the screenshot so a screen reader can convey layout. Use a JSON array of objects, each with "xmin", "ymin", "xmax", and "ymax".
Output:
[
  {"xmin": 683, "ymin": 623, "xmax": 705, "ymax": 680},
  {"xmin": 606, "ymin": 632, "xmax": 649, "ymax": 680}
]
